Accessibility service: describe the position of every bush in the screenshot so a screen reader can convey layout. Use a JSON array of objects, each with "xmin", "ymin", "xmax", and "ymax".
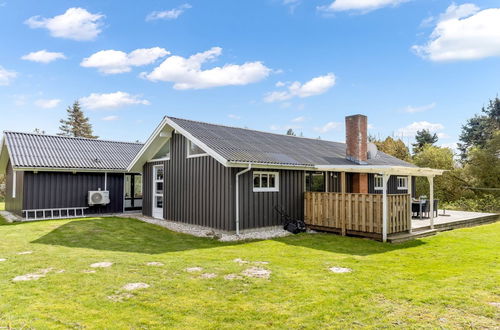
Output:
[{"xmin": 443, "ymin": 195, "xmax": 500, "ymax": 213}]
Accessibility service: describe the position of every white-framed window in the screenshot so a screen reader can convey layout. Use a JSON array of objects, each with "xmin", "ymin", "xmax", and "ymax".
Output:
[
  {"xmin": 187, "ymin": 140, "xmax": 208, "ymax": 158},
  {"xmin": 253, "ymin": 171, "xmax": 279, "ymax": 192},
  {"xmin": 150, "ymin": 140, "xmax": 171, "ymax": 161},
  {"xmin": 397, "ymin": 176, "xmax": 408, "ymax": 190},
  {"xmin": 374, "ymin": 175, "xmax": 383, "ymax": 190}
]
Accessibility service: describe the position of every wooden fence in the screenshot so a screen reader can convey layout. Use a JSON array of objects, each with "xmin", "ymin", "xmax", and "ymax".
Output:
[{"xmin": 304, "ymin": 192, "xmax": 410, "ymax": 238}]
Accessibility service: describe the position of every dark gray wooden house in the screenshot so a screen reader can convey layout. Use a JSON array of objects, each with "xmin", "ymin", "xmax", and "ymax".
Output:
[
  {"xmin": 0, "ymin": 132, "xmax": 143, "ymax": 219},
  {"xmin": 129, "ymin": 114, "xmax": 444, "ymax": 241}
]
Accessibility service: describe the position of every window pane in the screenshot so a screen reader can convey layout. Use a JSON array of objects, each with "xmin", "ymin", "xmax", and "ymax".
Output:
[
  {"xmin": 155, "ymin": 196, "xmax": 163, "ymax": 208},
  {"xmin": 125, "ymin": 175, "xmax": 131, "ymax": 198},
  {"xmin": 152, "ymin": 140, "xmax": 171, "ymax": 159},
  {"xmin": 189, "ymin": 141, "xmax": 205, "ymax": 156},
  {"xmin": 156, "ymin": 167, "xmax": 164, "ymax": 180},
  {"xmin": 156, "ymin": 182, "xmax": 163, "ymax": 194},
  {"xmin": 312, "ymin": 173, "xmax": 325, "ymax": 192},
  {"xmin": 261, "ymin": 174, "xmax": 268, "ymax": 188},
  {"xmin": 253, "ymin": 174, "xmax": 260, "ymax": 188},
  {"xmin": 134, "ymin": 175, "xmax": 143, "ymax": 198},
  {"xmin": 269, "ymin": 174, "xmax": 276, "ymax": 188}
]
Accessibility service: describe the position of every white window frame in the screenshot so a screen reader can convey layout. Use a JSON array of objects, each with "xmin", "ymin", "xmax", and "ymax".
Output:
[
  {"xmin": 397, "ymin": 176, "xmax": 408, "ymax": 190},
  {"xmin": 12, "ymin": 170, "xmax": 16, "ymax": 198},
  {"xmin": 374, "ymin": 174, "xmax": 383, "ymax": 191},
  {"xmin": 253, "ymin": 171, "xmax": 279, "ymax": 192},
  {"xmin": 186, "ymin": 140, "xmax": 208, "ymax": 158}
]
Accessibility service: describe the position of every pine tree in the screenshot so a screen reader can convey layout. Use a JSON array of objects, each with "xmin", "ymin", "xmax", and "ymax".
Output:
[
  {"xmin": 58, "ymin": 101, "xmax": 98, "ymax": 139},
  {"xmin": 412, "ymin": 129, "xmax": 438, "ymax": 154},
  {"xmin": 286, "ymin": 128, "xmax": 296, "ymax": 136}
]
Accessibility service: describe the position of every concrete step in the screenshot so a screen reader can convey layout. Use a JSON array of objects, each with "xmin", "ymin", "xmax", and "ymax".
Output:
[{"xmin": 387, "ymin": 228, "xmax": 438, "ymax": 244}]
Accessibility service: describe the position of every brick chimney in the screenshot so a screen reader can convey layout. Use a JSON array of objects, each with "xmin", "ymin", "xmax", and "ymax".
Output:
[{"xmin": 345, "ymin": 114, "xmax": 368, "ymax": 165}]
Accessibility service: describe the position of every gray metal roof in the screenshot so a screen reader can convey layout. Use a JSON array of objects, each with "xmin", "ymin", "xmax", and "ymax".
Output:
[
  {"xmin": 168, "ymin": 117, "xmax": 416, "ymax": 168},
  {"xmin": 3, "ymin": 131, "xmax": 143, "ymax": 171}
]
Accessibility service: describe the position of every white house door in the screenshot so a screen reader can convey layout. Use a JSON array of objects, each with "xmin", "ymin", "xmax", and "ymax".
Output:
[{"xmin": 152, "ymin": 165, "xmax": 164, "ymax": 219}]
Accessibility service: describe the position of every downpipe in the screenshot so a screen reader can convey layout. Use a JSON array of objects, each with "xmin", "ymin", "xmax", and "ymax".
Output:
[{"xmin": 235, "ymin": 164, "xmax": 252, "ymax": 236}]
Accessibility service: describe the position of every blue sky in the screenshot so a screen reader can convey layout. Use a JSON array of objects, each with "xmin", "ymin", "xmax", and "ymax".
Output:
[{"xmin": 1, "ymin": 0, "xmax": 499, "ymax": 150}]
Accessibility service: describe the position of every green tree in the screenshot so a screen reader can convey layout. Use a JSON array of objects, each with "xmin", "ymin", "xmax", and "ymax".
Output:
[
  {"xmin": 413, "ymin": 145, "xmax": 468, "ymax": 202},
  {"xmin": 372, "ymin": 136, "xmax": 411, "ymax": 162},
  {"xmin": 58, "ymin": 101, "xmax": 98, "ymax": 139},
  {"xmin": 412, "ymin": 129, "xmax": 438, "ymax": 154},
  {"xmin": 286, "ymin": 128, "xmax": 296, "ymax": 136},
  {"xmin": 458, "ymin": 97, "xmax": 500, "ymax": 160},
  {"xmin": 464, "ymin": 131, "xmax": 500, "ymax": 198},
  {"xmin": 33, "ymin": 128, "xmax": 46, "ymax": 134}
]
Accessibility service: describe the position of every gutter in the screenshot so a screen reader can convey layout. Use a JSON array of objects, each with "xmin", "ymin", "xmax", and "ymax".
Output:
[{"xmin": 235, "ymin": 164, "xmax": 252, "ymax": 236}]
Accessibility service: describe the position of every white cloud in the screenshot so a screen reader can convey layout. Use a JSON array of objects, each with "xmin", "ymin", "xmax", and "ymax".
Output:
[
  {"xmin": 318, "ymin": 0, "xmax": 408, "ymax": 13},
  {"xmin": 144, "ymin": 47, "xmax": 271, "ymax": 90},
  {"xmin": 34, "ymin": 98, "xmax": 61, "ymax": 109},
  {"xmin": 102, "ymin": 115, "xmax": 119, "ymax": 121},
  {"xmin": 0, "ymin": 65, "xmax": 17, "ymax": 86},
  {"xmin": 314, "ymin": 121, "xmax": 341, "ymax": 133},
  {"xmin": 80, "ymin": 91, "xmax": 150, "ymax": 110},
  {"xmin": 264, "ymin": 73, "xmax": 335, "ymax": 103},
  {"xmin": 81, "ymin": 47, "xmax": 169, "ymax": 74},
  {"xmin": 228, "ymin": 114, "xmax": 241, "ymax": 120},
  {"xmin": 403, "ymin": 102, "xmax": 436, "ymax": 113},
  {"xmin": 146, "ymin": 4, "xmax": 192, "ymax": 21},
  {"xmin": 21, "ymin": 50, "xmax": 66, "ymax": 63},
  {"xmin": 25, "ymin": 7, "xmax": 104, "ymax": 41},
  {"xmin": 396, "ymin": 121, "xmax": 444, "ymax": 137},
  {"xmin": 413, "ymin": 4, "xmax": 500, "ymax": 61},
  {"xmin": 291, "ymin": 116, "xmax": 306, "ymax": 123},
  {"xmin": 275, "ymin": 81, "xmax": 286, "ymax": 87}
]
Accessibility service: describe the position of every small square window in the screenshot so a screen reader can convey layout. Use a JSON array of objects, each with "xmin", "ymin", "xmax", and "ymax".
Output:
[
  {"xmin": 397, "ymin": 176, "xmax": 408, "ymax": 190},
  {"xmin": 374, "ymin": 175, "xmax": 383, "ymax": 190}
]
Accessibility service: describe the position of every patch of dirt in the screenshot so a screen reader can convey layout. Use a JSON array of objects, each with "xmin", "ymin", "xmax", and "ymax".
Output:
[
  {"xmin": 107, "ymin": 292, "xmax": 134, "ymax": 302},
  {"xmin": 0, "ymin": 258, "xmax": 6, "ymax": 262},
  {"xmin": 329, "ymin": 266, "xmax": 352, "ymax": 273},
  {"xmin": 233, "ymin": 258, "xmax": 249, "ymax": 264},
  {"xmin": 234, "ymin": 258, "xmax": 269, "ymax": 265},
  {"xmin": 185, "ymin": 267, "xmax": 203, "ymax": 272},
  {"xmin": 122, "ymin": 282, "xmax": 150, "ymax": 291},
  {"xmin": 242, "ymin": 267, "xmax": 271, "ymax": 279},
  {"xmin": 200, "ymin": 273, "xmax": 217, "ymax": 279},
  {"xmin": 12, "ymin": 268, "xmax": 53, "ymax": 282},
  {"xmin": 224, "ymin": 274, "xmax": 243, "ymax": 280},
  {"xmin": 17, "ymin": 251, "xmax": 33, "ymax": 255},
  {"xmin": 146, "ymin": 262, "xmax": 164, "ymax": 266},
  {"xmin": 253, "ymin": 261, "xmax": 269, "ymax": 265},
  {"xmin": 82, "ymin": 270, "xmax": 96, "ymax": 274},
  {"xmin": 90, "ymin": 262, "xmax": 113, "ymax": 268},
  {"xmin": 489, "ymin": 302, "xmax": 500, "ymax": 308}
]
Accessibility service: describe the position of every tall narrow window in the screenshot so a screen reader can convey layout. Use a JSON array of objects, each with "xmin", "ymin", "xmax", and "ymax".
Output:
[
  {"xmin": 12, "ymin": 171, "xmax": 16, "ymax": 198},
  {"xmin": 253, "ymin": 172, "xmax": 279, "ymax": 192},
  {"xmin": 374, "ymin": 175, "xmax": 383, "ymax": 190}
]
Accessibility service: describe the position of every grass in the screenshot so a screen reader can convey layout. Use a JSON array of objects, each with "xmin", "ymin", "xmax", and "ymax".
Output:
[{"xmin": 0, "ymin": 217, "xmax": 498, "ymax": 329}]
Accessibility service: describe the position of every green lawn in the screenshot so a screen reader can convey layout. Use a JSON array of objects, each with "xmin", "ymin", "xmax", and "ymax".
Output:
[{"xmin": 0, "ymin": 217, "xmax": 498, "ymax": 329}]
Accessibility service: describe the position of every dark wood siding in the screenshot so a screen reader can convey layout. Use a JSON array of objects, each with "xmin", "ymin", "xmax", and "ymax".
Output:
[
  {"xmin": 5, "ymin": 161, "xmax": 24, "ymax": 214},
  {"xmin": 236, "ymin": 169, "xmax": 304, "ymax": 230},
  {"xmin": 22, "ymin": 171, "xmax": 124, "ymax": 214},
  {"xmin": 368, "ymin": 174, "xmax": 415, "ymax": 195}
]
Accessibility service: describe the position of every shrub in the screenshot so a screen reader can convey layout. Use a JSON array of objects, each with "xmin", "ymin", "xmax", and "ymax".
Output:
[{"xmin": 443, "ymin": 194, "xmax": 500, "ymax": 213}]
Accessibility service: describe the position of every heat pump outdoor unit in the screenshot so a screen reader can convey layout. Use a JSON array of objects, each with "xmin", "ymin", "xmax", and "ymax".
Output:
[{"xmin": 88, "ymin": 190, "xmax": 110, "ymax": 206}]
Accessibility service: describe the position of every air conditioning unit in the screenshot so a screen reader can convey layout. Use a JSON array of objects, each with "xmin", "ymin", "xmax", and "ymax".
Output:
[{"xmin": 88, "ymin": 190, "xmax": 110, "ymax": 206}]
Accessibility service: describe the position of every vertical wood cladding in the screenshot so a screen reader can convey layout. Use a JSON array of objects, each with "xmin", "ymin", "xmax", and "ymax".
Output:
[
  {"xmin": 22, "ymin": 171, "xmax": 124, "ymax": 214},
  {"xmin": 235, "ymin": 169, "xmax": 304, "ymax": 231},
  {"xmin": 5, "ymin": 160, "xmax": 24, "ymax": 214}
]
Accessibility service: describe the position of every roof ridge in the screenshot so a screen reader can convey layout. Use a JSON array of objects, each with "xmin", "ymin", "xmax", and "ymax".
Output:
[
  {"xmin": 166, "ymin": 116, "xmax": 345, "ymax": 144},
  {"xmin": 3, "ymin": 131, "xmax": 143, "ymax": 145}
]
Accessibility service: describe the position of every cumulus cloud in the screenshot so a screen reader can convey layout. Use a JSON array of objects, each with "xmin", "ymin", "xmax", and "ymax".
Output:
[
  {"xmin": 396, "ymin": 121, "xmax": 444, "ymax": 137},
  {"xmin": 0, "ymin": 65, "xmax": 17, "ymax": 86},
  {"xmin": 102, "ymin": 115, "xmax": 119, "ymax": 121},
  {"xmin": 291, "ymin": 116, "xmax": 306, "ymax": 123},
  {"xmin": 80, "ymin": 91, "xmax": 150, "ymax": 110},
  {"xmin": 264, "ymin": 73, "xmax": 335, "ymax": 103},
  {"xmin": 318, "ymin": 0, "xmax": 408, "ymax": 13},
  {"xmin": 314, "ymin": 121, "xmax": 341, "ymax": 133},
  {"xmin": 34, "ymin": 98, "xmax": 61, "ymax": 109},
  {"xmin": 21, "ymin": 50, "xmax": 66, "ymax": 63},
  {"xmin": 413, "ymin": 4, "xmax": 500, "ymax": 61},
  {"xmin": 144, "ymin": 47, "xmax": 271, "ymax": 90},
  {"xmin": 146, "ymin": 4, "xmax": 192, "ymax": 21},
  {"xmin": 81, "ymin": 47, "xmax": 169, "ymax": 74},
  {"xmin": 25, "ymin": 7, "xmax": 104, "ymax": 41},
  {"xmin": 403, "ymin": 102, "xmax": 436, "ymax": 113}
]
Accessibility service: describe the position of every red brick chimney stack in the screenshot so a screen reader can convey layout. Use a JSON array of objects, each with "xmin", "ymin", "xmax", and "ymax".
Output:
[{"xmin": 345, "ymin": 114, "xmax": 368, "ymax": 165}]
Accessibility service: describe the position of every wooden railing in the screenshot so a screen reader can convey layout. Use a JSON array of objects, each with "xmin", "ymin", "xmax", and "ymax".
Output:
[{"xmin": 304, "ymin": 192, "xmax": 410, "ymax": 237}]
